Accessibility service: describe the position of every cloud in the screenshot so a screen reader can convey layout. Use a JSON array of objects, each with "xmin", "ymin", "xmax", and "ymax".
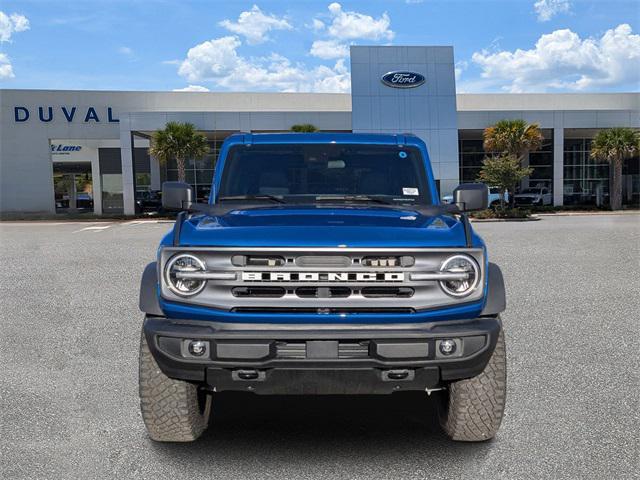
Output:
[
  {"xmin": 177, "ymin": 35, "xmax": 350, "ymax": 92},
  {"xmin": 177, "ymin": 4, "xmax": 396, "ymax": 92},
  {"xmin": 0, "ymin": 11, "xmax": 29, "ymax": 42},
  {"xmin": 310, "ymin": 59, "xmax": 351, "ymax": 93},
  {"xmin": 178, "ymin": 36, "xmax": 243, "ymax": 81},
  {"xmin": 118, "ymin": 46, "xmax": 134, "ymax": 56},
  {"xmin": 0, "ymin": 52, "xmax": 14, "ymax": 79},
  {"xmin": 0, "ymin": 12, "xmax": 28, "ymax": 78},
  {"xmin": 323, "ymin": 3, "xmax": 393, "ymax": 41},
  {"xmin": 310, "ymin": 18, "xmax": 325, "ymax": 32},
  {"xmin": 471, "ymin": 24, "xmax": 640, "ymax": 92},
  {"xmin": 219, "ymin": 5, "xmax": 292, "ymax": 45},
  {"xmin": 533, "ymin": 0, "xmax": 571, "ymax": 22},
  {"xmin": 310, "ymin": 39, "xmax": 349, "ymax": 59},
  {"xmin": 308, "ymin": 3, "xmax": 393, "ymax": 59},
  {"xmin": 454, "ymin": 60, "xmax": 467, "ymax": 81},
  {"xmin": 173, "ymin": 85, "xmax": 210, "ymax": 92}
]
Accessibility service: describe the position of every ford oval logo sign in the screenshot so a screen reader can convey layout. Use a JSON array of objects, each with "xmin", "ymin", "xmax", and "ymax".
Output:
[{"xmin": 381, "ymin": 71, "xmax": 425, "ymax": 89}]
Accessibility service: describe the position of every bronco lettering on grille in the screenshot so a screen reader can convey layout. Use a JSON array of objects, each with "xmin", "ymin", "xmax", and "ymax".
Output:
[{"xmin": 241, "ymin": 272, "xmax": 404, "ymax": 282}]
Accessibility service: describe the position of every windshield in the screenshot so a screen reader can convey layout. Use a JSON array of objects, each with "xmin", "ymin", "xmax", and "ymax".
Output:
[
  {"xmin": 520, "ymin": 188, "xmax": 540, "ymax": 194},
  {"xmin": 218, "ymin": 144, "xmax": 432, "ymax": 205}
]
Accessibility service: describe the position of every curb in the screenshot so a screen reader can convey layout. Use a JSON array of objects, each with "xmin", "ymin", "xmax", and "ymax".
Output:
[
  {"xmin": 470, "ymin": 217, "xmax": 540, "ymax": 223},
  {"xmin": 536, "ymin": 211, "xmax": 639, "ymax": 217},
  {"xmin": 0, "ymin": 217, "xmax": 175, "ymax": 224}
]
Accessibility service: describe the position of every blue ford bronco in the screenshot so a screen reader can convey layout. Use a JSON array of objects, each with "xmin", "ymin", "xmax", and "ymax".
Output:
[{"xmin": 138, "ymin": 133, "xmax": 507, "ymax": 442}]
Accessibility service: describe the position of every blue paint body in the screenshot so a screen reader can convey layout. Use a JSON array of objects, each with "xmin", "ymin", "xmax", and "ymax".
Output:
[{"xmin": 158, "ymin": 133, "xmax": 488, "ymax": 323}]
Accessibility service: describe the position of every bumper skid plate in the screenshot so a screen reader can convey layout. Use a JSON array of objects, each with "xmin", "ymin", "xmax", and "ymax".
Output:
[{"xmin": 144, "ymin": 316, "xmax": 501, "ymax": 395}]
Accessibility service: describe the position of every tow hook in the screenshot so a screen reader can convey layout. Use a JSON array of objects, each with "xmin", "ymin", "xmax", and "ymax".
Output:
[
  {"xmin": 382, "ymin": 369, "xmax": 415, "ymax": 381},
  {"xmin": 232, "ymin": 369, "xmax": 265, "ymax": 381}
]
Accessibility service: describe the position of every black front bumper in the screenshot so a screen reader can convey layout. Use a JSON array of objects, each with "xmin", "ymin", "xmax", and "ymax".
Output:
[{"xmin": 143, "ymin": 316, "xmax": 502, "ymax": 395}]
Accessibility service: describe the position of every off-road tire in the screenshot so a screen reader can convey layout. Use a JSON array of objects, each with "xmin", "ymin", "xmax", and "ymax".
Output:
[
  {"xmin": 139, "ymin": 332, "xmax": 212, "ymax": 442},
  {"xmin": 439, "ymin": 325, "xmax": 506, "ymax": 441}
]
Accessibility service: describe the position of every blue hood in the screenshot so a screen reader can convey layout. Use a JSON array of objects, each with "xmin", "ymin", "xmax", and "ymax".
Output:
[{"xmin": 175, "ymin": 205, "xmax": 473, "ymax": 248}]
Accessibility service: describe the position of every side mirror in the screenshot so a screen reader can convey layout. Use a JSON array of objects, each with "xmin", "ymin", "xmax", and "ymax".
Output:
[
  {"xmin": 162, "ymin": 181, "xmax": 194, "ymax": 211},
  {"xmin": 453, "ymin": 183, "xmax": 489, "ymax": 212}
]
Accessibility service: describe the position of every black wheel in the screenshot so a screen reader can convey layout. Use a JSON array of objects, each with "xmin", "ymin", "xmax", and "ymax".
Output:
[
  {"xmin": 438, "ymin": 325, "xmax": 507, "ymax": 441},
  {"xmin": 139, "ymin": 332, "xmax": 212, "ymax": 442}
]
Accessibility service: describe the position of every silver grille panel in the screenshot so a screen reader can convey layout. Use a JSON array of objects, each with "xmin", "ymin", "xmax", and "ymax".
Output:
[{"xmin": 160, "ymin": 247, "xmax": 485, "ymax": 312}]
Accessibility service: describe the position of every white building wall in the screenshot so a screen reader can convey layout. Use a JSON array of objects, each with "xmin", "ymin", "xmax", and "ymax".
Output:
[
  {"xmin": 0, "ymin": 90, "xmax": 351, "ymax": 214},
  {"xmin": 1, "ymin": 83, "xmax": 638, "ymax": 214}
]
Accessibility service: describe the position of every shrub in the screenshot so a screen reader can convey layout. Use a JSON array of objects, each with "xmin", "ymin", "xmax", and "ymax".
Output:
[{"xmin": 471, "ymin": 207, "xmax": 531, "ymax": 220}]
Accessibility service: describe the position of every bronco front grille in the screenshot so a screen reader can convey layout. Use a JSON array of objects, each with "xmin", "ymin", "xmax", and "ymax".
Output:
[{"xmin": 160, "ymin": 247, "xmax": 486, "ymax": 312}]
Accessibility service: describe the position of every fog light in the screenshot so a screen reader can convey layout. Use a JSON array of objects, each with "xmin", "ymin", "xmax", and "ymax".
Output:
[
  {"xmin": 188, "ymin": 340, "xmax": 207, "ymax": 356},
  {"xmin": 439, "ymin": 339, "xmax": 457, "ymax": 356}
]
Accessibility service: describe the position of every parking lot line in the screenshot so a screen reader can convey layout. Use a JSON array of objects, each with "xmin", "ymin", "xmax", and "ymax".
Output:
[
  {"xmin": 72, "ymin": 225, "xmax": 112, "ymax": 233},
  {"xmin": 123, "ymin": 220, "xmax": 168, "ymax": 226}
]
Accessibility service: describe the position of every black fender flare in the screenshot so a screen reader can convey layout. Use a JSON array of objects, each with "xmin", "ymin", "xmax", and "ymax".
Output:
[
  {"xmin": 481, "ymin": 262, "xmax": 506, "ymax": 316},
  {"xmin": 139, "ymin": 262, "xmax": 163, "ymax": 316}
]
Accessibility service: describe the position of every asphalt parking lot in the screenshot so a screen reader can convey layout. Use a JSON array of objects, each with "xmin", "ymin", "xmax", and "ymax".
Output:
[{"xmin": 0, "ymin": 214, "xmax": 638, "ymax": 479}]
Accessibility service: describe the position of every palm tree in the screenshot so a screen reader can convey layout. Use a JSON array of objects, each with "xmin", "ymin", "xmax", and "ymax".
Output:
[
  {"xmin": 149, "ymin": 122, "xmax": 210, "ymax": 183},
  {"xmin": 290, "ymin": 124, "xmax": 318, "ymax": 132},
  {"xmin": 483, "ymin": 119, "xmax": 544, "ymax": 207},
  {"xmin": 590, "ymin": 128, "xmax": 640, "ymax": 210},
  {"xmin": 483, "ymin": 119, "xmax": 544, "ymax": 162}
]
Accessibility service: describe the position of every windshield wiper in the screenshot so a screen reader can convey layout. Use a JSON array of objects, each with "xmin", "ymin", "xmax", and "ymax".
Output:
[
  {"xmin": 314, "ymin": 195, "xmax": 393, "ymax": 205},
  {"xmin": 218, "ymin": 194, "xmax": 286, "ymax": 204}
]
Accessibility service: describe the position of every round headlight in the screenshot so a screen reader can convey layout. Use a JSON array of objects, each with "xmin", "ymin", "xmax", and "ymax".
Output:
[
  {"xmin": 165, "ymin": 254, "xmax": 207, "ymax": 297},
  {"xmin": 439, "ymin": 254, "xmax": 480, "ymax": 297}
]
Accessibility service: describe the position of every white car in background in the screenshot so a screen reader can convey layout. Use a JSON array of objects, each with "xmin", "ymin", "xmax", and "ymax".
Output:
[
  {"xmin": 514, "ymin": 187, "xmax": 552, "ymax": 206},
  {"xmin": 442, "ymin": 186, "xmax": 509, "ymax": 209}
]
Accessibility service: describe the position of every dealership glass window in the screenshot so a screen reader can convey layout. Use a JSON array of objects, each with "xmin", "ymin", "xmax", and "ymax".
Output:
[
  {"xmin": 623, "ymin": 153, "xmax": 640, "ymax": 206},
  {"xmin": 564, "ymin": 136, "xmax": 639, "ymax": 206},
  {"xmin": 459, "ymin": 129, "xmax": 554, "ymax": 192},
  {"xmin": 99, "ymin": 148, "xmax": 124, "ymax": 213},
  {"xmin": 162, "ymin": 139, "xmax": 224, "ymax": 202},
  {"xmin": 528, "ymin": 134, "xmax": 553, "ymax": 190},
  {"xmin": 458, "ymin": 136, "xmax": 489, "ymax": 184},
  {"xmin": 563, "ymin": 137, "xmax": 609, "ymax": 205},
  {"xmin": 52, "ymin": 162, "xmax": 94, "ymax": 213},
  {"xmin": 134, "ymin": 147, "xmax": 152, "ymax": 192},
  {"xmin": 101, "ymin": 174, "xmax": 124, "ymax": 212}
]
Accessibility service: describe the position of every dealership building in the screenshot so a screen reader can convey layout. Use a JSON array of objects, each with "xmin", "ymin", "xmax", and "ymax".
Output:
[{"xmin": 1, "ymin": 45, "xmax": 638, "ymax": 215}]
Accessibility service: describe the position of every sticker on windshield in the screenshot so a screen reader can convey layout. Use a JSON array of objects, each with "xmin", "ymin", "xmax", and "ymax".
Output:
[
  {"xmin": 403, "ymin": 187, "xmax": 419, "ymax": 196},
  {"xmin": 398, "ymin": 151, "xmax": 408, "ymax": 159}
]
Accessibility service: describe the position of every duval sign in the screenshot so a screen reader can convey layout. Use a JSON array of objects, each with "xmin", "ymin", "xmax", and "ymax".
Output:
[
  {"xmin": 14, "ymin": 106, "xmax": 119, "ymax": 123},
  {"xmin": 381, "ymin": 71, "xmax": 426, "ymax": 88}
]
